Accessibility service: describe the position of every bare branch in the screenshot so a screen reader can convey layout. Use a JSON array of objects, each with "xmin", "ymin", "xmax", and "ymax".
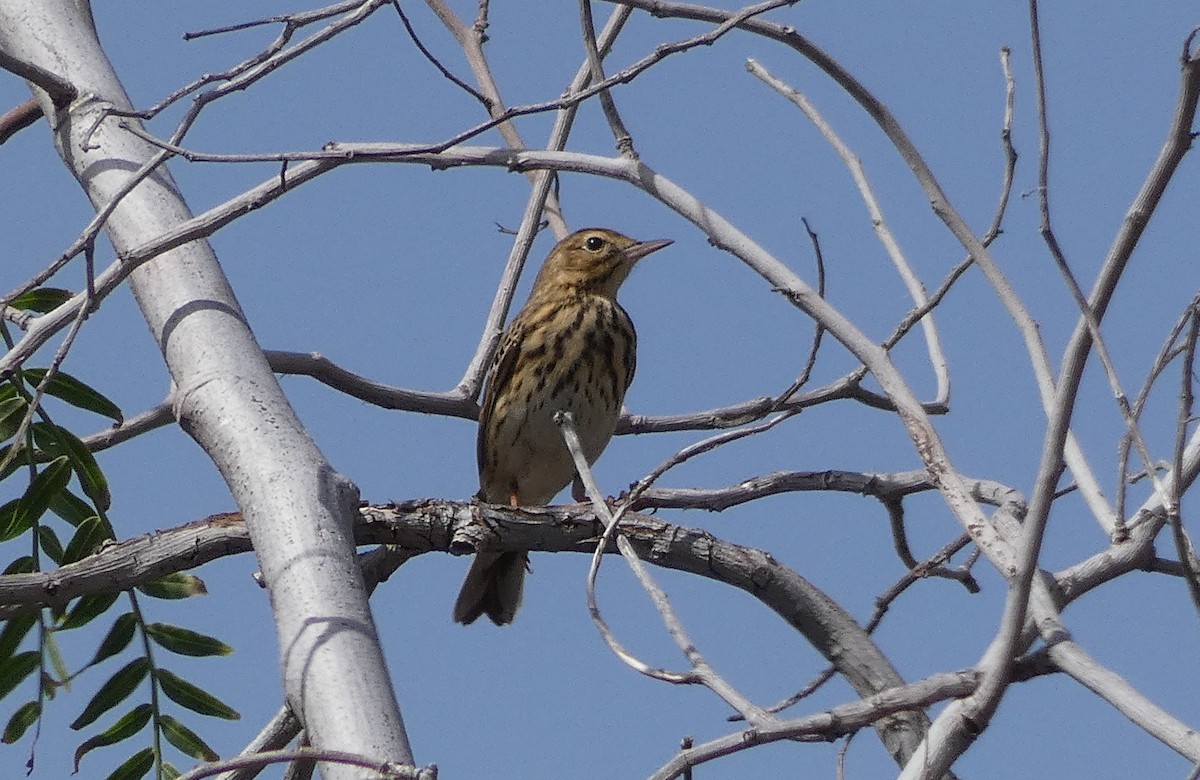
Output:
[
  {"xmin": 1169, "ymin": 304, "xmax": 1200, "ymax": 615},
  {"xmin": 1046, "ymin": 639, "xmax": 1200, "ymax": 762},
  {"xmin": 0, "ymin": 47, "xmax": 77, "ymax": 108},
  {"xmin": 935, "ymin": 20, "xmax": 1200, "ymax": 774},
  {"xmin": 0, "ymin": 97, "xmax": 42, "ymax": 144},
  {"xmin": 557, "ymin": 410, "xmax": 773, "ymax": 724},
  {"xmin": 110, "ymin": 2, "xmax": 807, "ymax": 169},
  {"xmin": 579, "ymin": 0, "xmax": 637, "ymax": 157},
  {"xmin": 747, "ymin": 59, "xmax": 951, "ymax": 407},
  {"xmin": 1028, "ymin": 0, "xmax": 1165, "ymax": 507},
  {"xmin": 177, "ymin": 747, "xmax": 435, "ymax": 780},
  {"xmin": 867, "ymin": 46, "xmax": 1016, "ymax": 382},
  {"xmin": 182, "ymin": 2, "xmax": 370, "ymax": 40},
  {"xmin": 636, "ymin": 467, "xmax": 1022, "ymax": 516},
  {"xmin": 141, "ymin": 0, "xmax": 391, "ymax": 138},
  {"xmin": 0, "ymin": 494, "xmax": 942, "ymax": 770},
  {"xmin": 1116, "ymin": 294, "xmax": 1200, "ymax": 529},
  {"xmin": 649, "ymin": 671, "xmax": 981, "ymax": 780},
  {"xmin": 215, "ymin": 706, "xmax": 302, "ymax": 780},
  {"xmin": 626, "ymin": 412, "xmax": 799, "ymax": 509},
  {"xmin": 424, "ymin": 0, "xmax": 570, "ymax": 235},
  {"xmin": 74, "ymin": 352, "xmax": 961, "ymax": 458},
  {"xmin": 451, "ymin": 4, "xmax": 634, "ymax": 399},
  {"xmin": 392, "ymin": 3, "xmax": 490, "ymax": 107},
  {"xmin": 610, "ymin": 0, "xmax": 1117, "ymax": 538},
  {"xmin": 740, "ymin": 529, "xmax": 977, "ymax": 722}
]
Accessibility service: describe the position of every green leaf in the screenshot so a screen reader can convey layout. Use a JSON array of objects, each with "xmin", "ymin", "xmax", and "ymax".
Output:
[
  {"xmin": 14, "ymin": 456, "xmax": 73, "ymax": 532},
  {"xmin": 70, "ymin": 658, "xmax": 149, "ymax": 731},
  {"xmin": 9, "ymin": 288, "xmax": 72, "ymax": 314},
  {"xmin": 145, "ymin": 624, "xmax": 232, "ymax": 658},
  {"xmin": 0, "ymin": 396, "xmax": 27, "ymax": 443},
  {"xmin": 23, "ymin": 369, "xmax": 123, "ymax": 425},
  {"xmin": 160, "ymin": 714, "xmax": 218, "ymax": 761},
  {"xmin": 161, "ymin": 763, "xmax": 182, "ymax": 780},
  {"xmin": 0, "ymin": 456, "xmax": 74, "ymax": 540},
  {"xmin": 137, "ymin": 573, "xmax": 207, "ymax": 600},
  {"xmin": 157, "ymin": 669, "xmax": 239, "ymax": 720},
  {"xmin": 0, "ymin": 651, "xmax": 40, "ymax": 700},
  {"xmin": 1, "ymin": 700, "xmax": 40, "ymax": 743},
  {"xmin": 102, "ymin": 746, "xmax": 155, "ymax": 780},
  {"xmin": 31, "ymin": 423, "xmax": 110, "ymax": 511},
  {"xmin": 2, "ymin": 556, "xmax": 36, "ymax": 575},
  {"xmin": 89, "ymin": 613, "xmax": 137, "ymax": 667},
  {"xmin": 49, "ymin": 488, "xmax": 98, "ymax": 528},
  {"xmin": 75, "ymin": 706, "xmax": 152, "ymax": 769},
  {"xmin": 61, "ymin": 516, "xmax": 109, "ymax": 565},
  {"xmin": 38, "ymin": 526, "xmax": 64, "ymax": 565},
  {"xmin": 59, "ymin": 590, "xmax": 120, "ymax": 631},
  {"xmin": 0, "ymin": 500, "xmax": 26, "ymax": 543},
  {"xmin": 0, "ymin": 614, "xmax": 37, "ymax": 662}
]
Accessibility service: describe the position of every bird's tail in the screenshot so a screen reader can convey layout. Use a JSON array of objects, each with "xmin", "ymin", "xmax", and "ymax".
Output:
[{"xmin": 453, "ymin": 551, "xmax": 528, "ymax": 625}]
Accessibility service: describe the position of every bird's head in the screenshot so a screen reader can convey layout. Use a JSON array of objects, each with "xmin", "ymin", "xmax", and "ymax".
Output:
[{"xmin": 530, "ymin": 228, "xmax": 672, "ymax": 299}]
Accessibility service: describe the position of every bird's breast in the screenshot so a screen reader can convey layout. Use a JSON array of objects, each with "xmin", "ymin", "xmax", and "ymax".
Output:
[{"xmin": 480, "ymin": 296, "xmax": 636, "ymax": 505}]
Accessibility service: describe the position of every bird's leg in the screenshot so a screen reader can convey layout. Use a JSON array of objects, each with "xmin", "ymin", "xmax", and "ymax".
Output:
[{"xmin": 505, "ymin": 490, "xmax": 532, "ymax": 573}]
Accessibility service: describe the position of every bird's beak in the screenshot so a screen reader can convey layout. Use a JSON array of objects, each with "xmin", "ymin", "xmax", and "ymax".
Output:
[{"xmin": 623, "ymin": 238, "xmax": 673, "ymax": 263}]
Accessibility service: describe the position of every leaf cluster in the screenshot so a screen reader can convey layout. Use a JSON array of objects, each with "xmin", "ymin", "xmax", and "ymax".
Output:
[{"xmin": 0, "ymin": 298, "xmax": 238, "ymax": 779}]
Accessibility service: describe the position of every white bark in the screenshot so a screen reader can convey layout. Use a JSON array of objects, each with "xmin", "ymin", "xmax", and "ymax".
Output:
[{"xmin": 0, "ymin": 2, "xmax": 413, "ymax": 777}]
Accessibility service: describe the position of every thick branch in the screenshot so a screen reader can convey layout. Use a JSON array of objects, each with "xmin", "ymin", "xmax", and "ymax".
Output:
[
  {"xmin": 0, "ymin": 500, "xmax": 934, "ymax": 769},
  {"xmin": 0, "ymin": 3, "xmax": 414, "ymax": 774}
]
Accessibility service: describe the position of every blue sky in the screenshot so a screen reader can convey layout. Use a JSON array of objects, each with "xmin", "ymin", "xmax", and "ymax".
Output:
[{"xmin": 2, "ymin": 1, "xmax": 1199, "ymax": 778}]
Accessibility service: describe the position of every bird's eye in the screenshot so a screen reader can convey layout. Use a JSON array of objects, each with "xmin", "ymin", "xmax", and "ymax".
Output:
[{"xmin": 584, "ymin": 236, "xmax": 606, "ymax": 252}]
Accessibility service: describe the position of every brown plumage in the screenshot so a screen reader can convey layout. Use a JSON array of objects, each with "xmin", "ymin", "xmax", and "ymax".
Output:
[{"xmin": 453, "ymin": 228, "xmax": 672, "ymax": 625}]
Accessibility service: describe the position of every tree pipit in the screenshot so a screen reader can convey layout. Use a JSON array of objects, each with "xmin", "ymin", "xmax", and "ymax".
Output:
[{"xmin": 454, "ymin": 228, "xmax": 671, "ymax": 625}]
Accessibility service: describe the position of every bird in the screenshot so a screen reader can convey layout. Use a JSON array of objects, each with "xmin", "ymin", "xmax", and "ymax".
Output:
[{"xmin": 453, "ymin": 227, "xmax": 672, "ymax": 626}]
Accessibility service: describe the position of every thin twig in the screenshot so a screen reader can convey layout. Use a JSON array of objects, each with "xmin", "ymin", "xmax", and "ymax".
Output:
[
  {"xmin": 1169, "ymin": 305, "xmax": 1200, "ymax": 616},
  {"xmin": 1028, "ymin": 0, "xmax": 1165, "ymax": 507},
  {"xmin": 771, "ymin": 217, "xmax": 827, "ymax": 408},
  {"xmin": 649, "ymin": 671, "xmax": 983, "ymax": 780},
  {"xmin": 556, "ymin": 411, "xmax": 773, "ymax": 725},
  {"xmin": 214, "ymin": 706, "xmax": 302, "ymax": 780},
  {"xmin": 555, "ymin": 411, "xmax": 693, "ymax": 685},
  {"xmin": 612, "ymin": 0, "xmax": 1118, "ymax": 540},
  {"xmin": 392, "ymin": 2, "xmax": 490, "ymax": 107},
  {"xmin": 424, "ymin": 0, "xmax": 569, "ymax": 236},
  {"xmin": 875, "ymin": 45, "xmax": 1018, "ymax": 363},
  {"xmin": 0, "ymin": 295, "xmax": 93, "ymax": 477},
  {"xmin": 450, "ymin": 4, "xmax": 634, "ymax": 398},
  {"xmin": 0, "ymin": 97, "xmax": 43, "ymax": 145},
  {"xmin": 0, "ymin": 1, "xmax": 390, "ymax": 337},
  {"xmin": 747, "ymin": 59, "xmax": 950, "ymax": 406},
  {"xmin": 1118, "ymin": 295, "xmax": 1200, "ymax": 534},
  {"xmin": 109, "ymin": 1, "xmax": 798, "ymax": 170},
  {"xmin": 626, "ymin": 411, "xmax": 798, "ymax": 510},
  {"xmin": 737, "ymin": 530, "xmax": 977, "ymax": 720},
  {"xmin": 183, "ymin": 2, "xmax": 369, "ymax": 40},
  {"xmin": 579, "ymin": 0, "xmax": 636, "ymax": 157}
]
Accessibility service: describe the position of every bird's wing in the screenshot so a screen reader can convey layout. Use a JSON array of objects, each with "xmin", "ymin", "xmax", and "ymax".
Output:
[
  {"xmin": 476, "ymin": 326, "xmax": 523, "ymax": 478},
  {"xmin": 618, "ymin": 303, "xmax": 637, "ymax": 392}
]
